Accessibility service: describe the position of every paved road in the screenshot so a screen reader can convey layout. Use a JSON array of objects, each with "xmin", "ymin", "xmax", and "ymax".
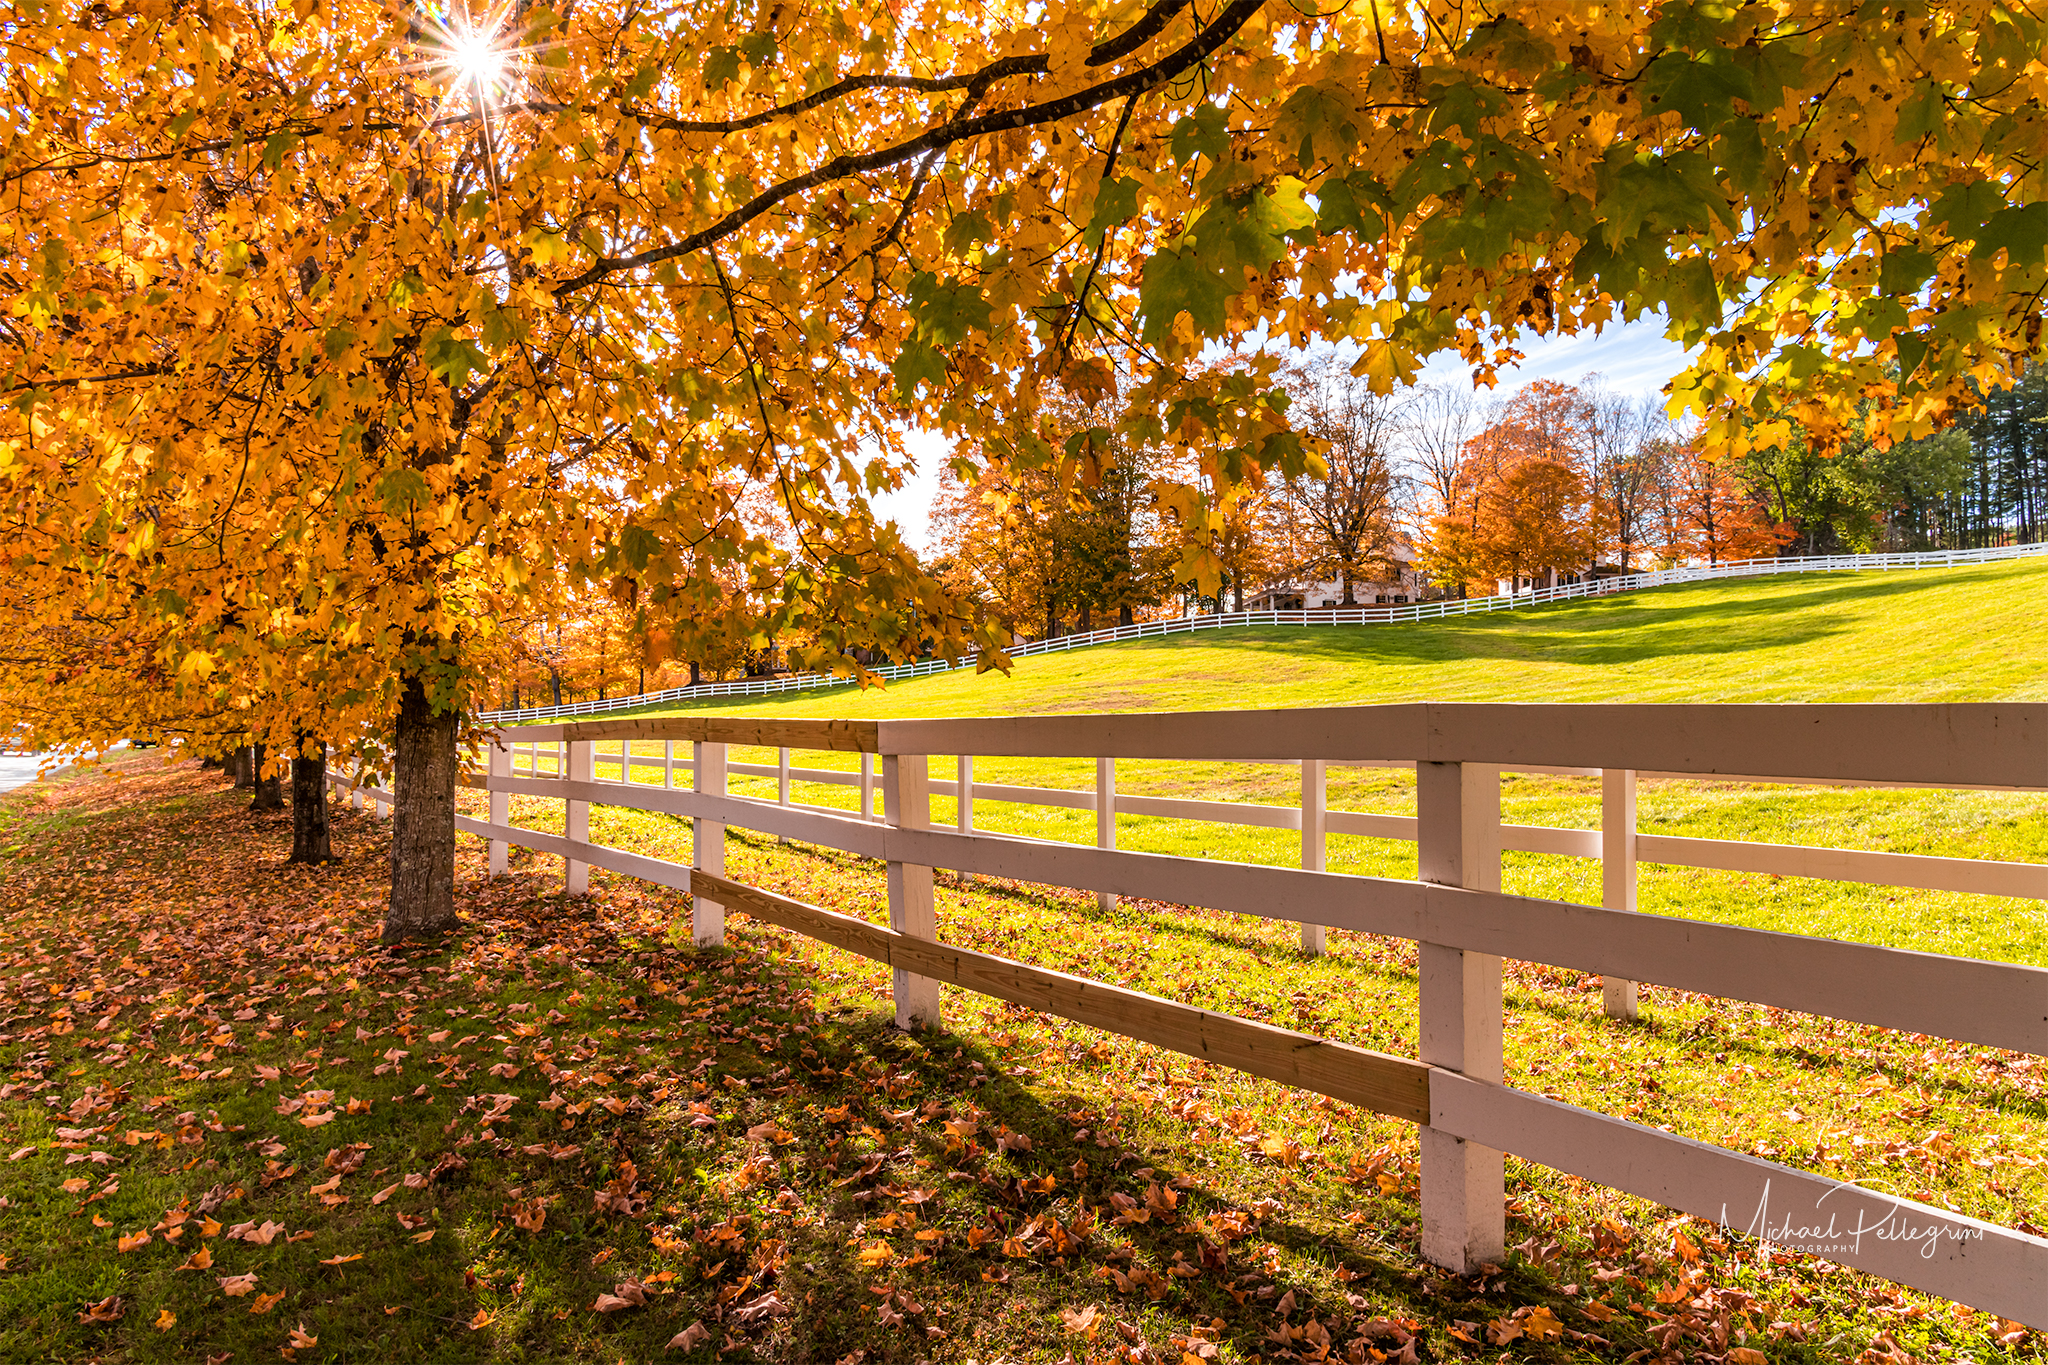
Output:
[{"xmin": 0, "ymin": 751, "xmax": 49, "ymax": 794}]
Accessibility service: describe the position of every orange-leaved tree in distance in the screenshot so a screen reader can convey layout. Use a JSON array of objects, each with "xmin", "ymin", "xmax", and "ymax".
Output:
[{"xmin": 1665, "ymin": 441, "xmax": 1796, "ymax": 565}]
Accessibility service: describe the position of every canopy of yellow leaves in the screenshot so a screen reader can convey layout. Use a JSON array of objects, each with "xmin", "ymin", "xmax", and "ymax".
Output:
[{"xmin": 1, "ymin": 0, "xmax": 2041, "ymax": 754}]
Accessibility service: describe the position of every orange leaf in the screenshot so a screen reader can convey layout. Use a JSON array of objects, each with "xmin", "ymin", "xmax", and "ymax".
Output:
[
  {"xmin": 116, "ymin": 1231, "xmax": 152, "ymax": 1252},
  {"xmin": 249, "ymin": 1289, "xmax": 286, "ymax": 1315},
  {"xmin": 319, "ymin": 1253, "xmax": 363, "ymax": 1266},
  {"xmin": 153, "ymin": 1308, "xmax": 176, "ymax": 1332}
]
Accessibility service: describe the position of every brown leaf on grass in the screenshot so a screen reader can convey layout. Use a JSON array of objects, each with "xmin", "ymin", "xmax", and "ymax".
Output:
[
  {"xmin": 318, "ymin": 1253, "xmax": 364, "ymax": 1266},
  {"xmin": 116, "ymin": 1230, "xmax": 151, "ymax": 1252},
  {"xmin": 510, "ymin": 1196, "xmax": 548, "ymax": 1232},
  {"xmin": 7, "ymin": 1146, "xmax": 34, "ymax": 1161},
  {"xmin": 77, "ymin": 1295, "xmax": 124, "ymax": 1324},
  {"xmin": 667, "ymin": 1321, "xmax": 710, "ymax": 1351},
  {"xmin": 61, "ymin": 1177, "xmax": 90, "ymax": 1194},
  {"xmin": 1060, "ymin": 1305, "xmax": 1101, "ymax": 1338},
  {"xmin": 729, "ymin": 1292, "xmax": 789, "ymax": 1324},
  {"xmin": 1727, "ymin": 1350, "xmax": 1768, "ymax": 1365},
  {"xmin": 153, "ymin": 1308, "xmax": 175, "ymax": 1331},
  {"xmin": 249, "ymin": 1289, "xmax": 286, "ymax": 1314},
  {"xmin": 467, "ymin": 1308, "xmax": 494, "ymax": 1330},
  {"xmin": 409, "ymin": 1229, "xmax": 436, "ymax": 1243},
  {"xmin": 287, "ymin": 1324, "xmax": 317, "ymax": 1349},
  {"xmin": 1520, "ymin": 1306, "xmax": 1565, "ymax": 1341},
  {"xmin": 219, "ymin": 1273, "xmax": 257, "ymax": 1296},
  {"xmin": 371, "ymin": 1182, "xmax": 401, "ymax": 1204},
  {"xmin": 592, "ymin": 1293, "xmax": 637, "ymax": 1313},
  {"xmin": 178, "ymin": 1245, "xmax": 214, "ymax": 1270}
]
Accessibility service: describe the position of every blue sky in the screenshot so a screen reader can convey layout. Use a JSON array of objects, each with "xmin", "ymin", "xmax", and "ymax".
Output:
[{"xmin": 874, "ymin": 314, "xmax": 1694, "ymax": 552}]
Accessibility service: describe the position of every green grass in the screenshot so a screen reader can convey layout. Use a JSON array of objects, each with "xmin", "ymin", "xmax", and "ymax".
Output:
[
  {"xmin": 1, "ymin": 759, "xmax": 2042, "ymax": 1365},
  {"xmin": 5, "ymin": 563, "xmax": 2045, "ymax": 1363},
  {"xmin": 603, "ymin": 558, "xmax": 2048, "ymax": 719}
]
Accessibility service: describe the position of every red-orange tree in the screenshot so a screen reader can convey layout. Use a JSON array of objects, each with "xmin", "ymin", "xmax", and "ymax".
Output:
[{"xmin": 6, "ymin": 0, "xmax": 2044, "ymax": 936}]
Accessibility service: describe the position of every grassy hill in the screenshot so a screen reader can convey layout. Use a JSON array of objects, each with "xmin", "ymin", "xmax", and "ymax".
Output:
[{"xmin": 624, "ymin": 558, "xmax": 2048, "ymax": 721}]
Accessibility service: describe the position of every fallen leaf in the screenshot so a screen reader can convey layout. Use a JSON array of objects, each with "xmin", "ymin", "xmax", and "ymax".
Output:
[
  {"xmin": 116, "ymin": 1230, "xmax": 152, "ymax": 1252},
  {"xmin": 370, "ymin": 1182, "xmax": 401, "ymax": 1205},
  {"xmin": 1727, "ymin": 1350, "xmax": 1768, "ymax": 1365},
  {"xmin": 7, "ymin": 1146, "xmax": 34, "ymax": 1161},
  {"xmin": 592, "ymin": 1293, "xmax": 637, "ymax": 1313},
  {"xmin": 249, "ymin": 1289, "xmax": 286, "ymax": 1314},
  {"xmin": 179, "ymin": 1246, "xmax": 214, "ymax": 1271},
  {"xmin": 467, "ymin": 1308, "xmax": 494, "ymax": 1330},
  {"xmin": 154, "ymin": 1308, "xmax": 176, "ymax": 1331},
  {"xmin": 319, "ymin": 1253, "xmax": 364, "ymax": 1266},
  {"xmin": 219, "ymin": 1274, "xmax": 258, "ymax": 1296},
  {"xmin": 668, "ymin": 1320, "xmax": 710, "ymax": 1351},
  {"xmin": 1522, "ymin": 1306, "xmax": 1565, "ymax": 1341},
  {"xmin": 77, "ymin": 1295, "xmax": 124, "ymax": 1324},
  {"xmin": 288, "ymin": 1324, "xmax": 317, "ymax": 1349},
  {"xmin": 1060, "ymin": 1304, "xmax": 1101, "ymax": 1337},
  {"xmin": 410, "ymin": 1229, "xmax": 435, "ymax": 1243},
  {"xmin": 61, "ymin": 1177, "xmax": 91, "ymax": 1194}
]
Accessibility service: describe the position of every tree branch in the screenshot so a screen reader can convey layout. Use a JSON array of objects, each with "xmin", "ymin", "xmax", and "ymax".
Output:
[{"xmin": 551, "ymin": 0, "xmax": 1265, "ymax": 296}]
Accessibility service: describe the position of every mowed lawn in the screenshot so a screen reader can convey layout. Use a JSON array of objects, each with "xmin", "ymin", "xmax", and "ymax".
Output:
[
  {"xmin": 1, "ymin": 561, "xmax": 2042, "ymax": 1365},
  {"xmin": 619, "ymin": 557, "xmax": 2048, "ymax": 719}
]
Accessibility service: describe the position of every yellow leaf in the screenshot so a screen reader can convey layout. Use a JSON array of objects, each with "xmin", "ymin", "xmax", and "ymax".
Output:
[{"xmin": 153, "ymin": 1308, "xmax": 176, "ymax": 1332}]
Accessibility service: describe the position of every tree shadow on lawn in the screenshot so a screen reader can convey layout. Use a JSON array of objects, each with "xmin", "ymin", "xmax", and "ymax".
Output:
[{"xmin": 1126, "ymin": 571, "xmax": 1969, "ymax": 674}]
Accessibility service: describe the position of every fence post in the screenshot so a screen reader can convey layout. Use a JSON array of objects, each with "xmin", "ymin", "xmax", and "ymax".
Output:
[
  {"xmin": 1602, "ymin": 769, "xmax": 1641, "ymax": 1020},
  {"xmin": 663, "ymin": 740, "xmax": 674, "ymax": 789},
  {"xmin": 565, "ymin": 740, "xmax": 591, "ymax": 896},
  {"xmin": 1416, "ymin": 760, "xmax": 1505, "ymax": 1275},
  {"xmin": 859, "ymin": 750, "xmax": 876, "ymax": 822},
  {"xmin": 1096, "ymin": 756, "xmax": 1118, "ymax": 913},
  {"xmin": 955, "ymin": 755, "xmax": 974, "ymax": 883},
  {"xmin": 488, "ymin": 740, "xmax": 510, "ymax": 879},
  {"xmin": 693, "ymin": 741, "xmax": 727, "ymax": 946},
  {"xmin": 1301, "ymin": 759, "xmax": 1327, "ymax": 954},
  {"xmin": 883, "ymin": 752, "xmax": 941, "ymax": 1030},
  {"xmin": 777, "ymin": 746, "xmax": 791, "ymax": 809}
]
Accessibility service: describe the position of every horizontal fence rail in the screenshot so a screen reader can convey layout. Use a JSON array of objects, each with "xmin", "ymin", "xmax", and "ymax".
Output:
[
  {"xmin": 480, "ymin": 542, "xmax": 2048, "ymax": 723},
  {"xmin": 336, "ymin": 703, "xmax": 2048, "ymax": 1325}
]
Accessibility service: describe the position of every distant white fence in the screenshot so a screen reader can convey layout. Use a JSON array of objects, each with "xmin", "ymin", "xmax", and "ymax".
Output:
[
  {"xmin": 480, "ymin": 541, "xmax": 2048, "ymax": 724},
  {"xmin": 335, "ymin": 703, "xmax": 2048, "ymax": 1324}
]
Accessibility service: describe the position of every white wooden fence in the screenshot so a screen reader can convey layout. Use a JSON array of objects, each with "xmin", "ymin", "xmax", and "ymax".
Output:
[
  {"xmin": 334, "ymin": 704, "xmax": 2048, "ymax": 1324},
  {"xmin": 480, "ymin": 541, "xmax": 2048, "ymax": 723}
]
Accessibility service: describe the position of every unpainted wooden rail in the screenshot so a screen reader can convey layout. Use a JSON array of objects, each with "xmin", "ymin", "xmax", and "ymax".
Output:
[{"xmin": 333, "ymin": 704, "xmax": 2048, "ymax": 1324}]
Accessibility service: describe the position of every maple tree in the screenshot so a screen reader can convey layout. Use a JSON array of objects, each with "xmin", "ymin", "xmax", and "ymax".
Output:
[
  {"xmin": 6, "ymin": 0, "xmax": 2045, "ymax": 937},
  {"xmin": 1662, "ymin": 440, "xmax": 1793, "ymax": 564}
]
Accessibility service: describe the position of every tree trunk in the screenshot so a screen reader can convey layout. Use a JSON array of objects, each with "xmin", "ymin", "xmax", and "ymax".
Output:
[
  {"xmin": 549, "ymin": 669, "xmax": 563, "ymax": 706},
  {"xmin": 1078, "ymin": 601, "xmax": 1092, "ymax": 632},
  {"xmin": 384, "ymin": 672, "xmax": 459, "ymax": 941},
  {"xmin": 231, "ymin": 745, "xmax": 255, "ymax": 788},
  {"xmin": 689, "ymin": 659, "xmax": 701, "ymax": 686},
  {"xmin": 1119, "ymin": 603, "xmax": 1133, "ymax": 627},
  {"xmin": 248, "ymin": 743, "xmax": 284, "ymax": 812},
  {"xmin": 289, "ymin": 737, "xmax": 334, "ymax": 865}
]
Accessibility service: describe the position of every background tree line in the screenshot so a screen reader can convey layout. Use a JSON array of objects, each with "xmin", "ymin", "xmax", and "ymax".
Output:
[{"xmin": 519, "ymin": 358, "xmax": 2048, "ymax": 679}]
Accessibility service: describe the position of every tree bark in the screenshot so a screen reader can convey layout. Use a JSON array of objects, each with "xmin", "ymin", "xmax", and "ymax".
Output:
[
  {"xmin": 248, "ymin": 743, "xmax": 284, "ymax": 811},
  {"xmin": 384, "ymin": 672, "xmax": 459, "ymax": 941},
  {"xmin": 231, "ymin": 745, "xmax": 255, "ymax": 788},
  {"xmin": 289, "ymin": 737, "xmax": 334, "ymax": 865}
]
